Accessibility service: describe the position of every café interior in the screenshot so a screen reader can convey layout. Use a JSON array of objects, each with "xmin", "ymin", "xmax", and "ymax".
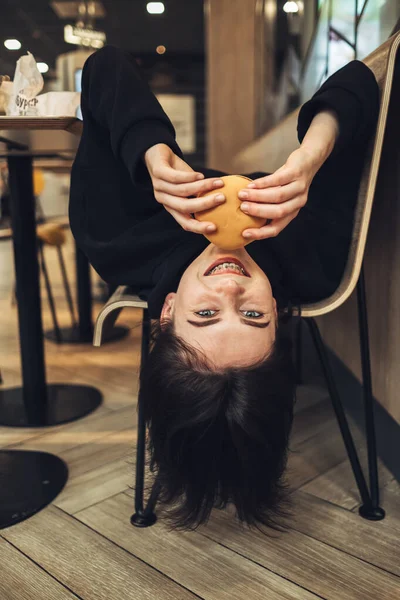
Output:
[{"xmin": 0, "ymin": 1, "xmax": 399, "ymax": 599}]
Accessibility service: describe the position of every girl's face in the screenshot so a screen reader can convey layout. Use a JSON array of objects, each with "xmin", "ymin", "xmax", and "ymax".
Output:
[{"xmin": 161, "ymin": 244, "xmax": 277, "ymax": 369}]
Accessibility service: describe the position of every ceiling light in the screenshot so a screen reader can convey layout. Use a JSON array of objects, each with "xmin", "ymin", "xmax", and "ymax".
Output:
[
  {"xmin": 37, "ymin": 62, "xmax": 49, "ymax": 73},
  {"xmin": 147, "ymin": 2, "xmax": 165, "ymax": 15},
  {"xmin": 51, "ymin": 1, "xmax": 106, "ymax": 19},
  {"xmin": 156, "ymin": 45, "xmax": 166, "ymax": 54},
  {"xmin": 283, "ymin": 1, "xmax": 299, "ymax": 13},
  {"xmin": 4, "ymin": 39, "xmax": 22, "ymax": 50}
]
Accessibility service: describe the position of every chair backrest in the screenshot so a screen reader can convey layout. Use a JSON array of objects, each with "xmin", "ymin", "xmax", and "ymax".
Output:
[{"xmin": 233, "ymin": 31, "xmax": 400, "ymax": 318}]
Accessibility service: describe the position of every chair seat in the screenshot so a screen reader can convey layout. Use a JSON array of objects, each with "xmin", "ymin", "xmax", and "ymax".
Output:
[{"xmin": 36, "ymin": 223, "xmax": 66, "ymax": 247}]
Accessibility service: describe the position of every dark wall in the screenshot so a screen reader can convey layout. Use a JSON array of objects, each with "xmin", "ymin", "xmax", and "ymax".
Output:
[{"xmin": 138, "ymin": 54, "xmax": 206, "ymax": 167}]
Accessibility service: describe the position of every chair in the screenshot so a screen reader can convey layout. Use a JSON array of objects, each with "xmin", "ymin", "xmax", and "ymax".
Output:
[
  {"xmin": 93, "ymin": 32, "xmax": 400, "ymax": 527},
  {"xmin": 1, "ymin": 162, "xmax": 78, "ymax": 340},
  {"xmin": 6, "ymin": 220, "xmax": 78, "ymax": 340}
]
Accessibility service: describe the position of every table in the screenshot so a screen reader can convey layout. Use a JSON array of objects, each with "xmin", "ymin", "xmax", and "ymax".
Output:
[
  {"xmin": 0, "ymin": 117, "xmax": 128, "ymax": 344},
  {"xmin": 0, "ymin": 124, "xmax": 104, "ymax": 428},
  {"xmin": 0, "ymin": 136, "xmax": 100, "ymax": 529}
]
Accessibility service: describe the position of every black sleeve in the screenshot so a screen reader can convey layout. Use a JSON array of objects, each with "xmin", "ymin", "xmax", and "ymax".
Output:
[
  {"xmin": 81, "ymin": 45, "xmax": 183, "ymax": 188},
  {"xmin": 297, "ymin": 60, "xmax": 380, "ymax": 155}
]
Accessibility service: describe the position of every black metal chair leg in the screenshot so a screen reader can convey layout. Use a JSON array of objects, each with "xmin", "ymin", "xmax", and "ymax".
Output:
[
  {"xmin": 295, "ymin": 317, "xmax": 303, "ymax": 384},
  {"xmin": 356, "ymin": 267, "xmax": 385, "ymax": 520},
  {"xmin": 131, "ymin": 308, "xmax": 158, "ymax": 528},
  {"xmin": 38, "ymin": 241, "xmax": 62, "ymax": 343},
  {"xmin": 56, "ymin": 246, "xmax": 78, "ymax": 329},
  {"xmin": 304, "ymin": 317, "xmax": 384, "ymax": 520}
]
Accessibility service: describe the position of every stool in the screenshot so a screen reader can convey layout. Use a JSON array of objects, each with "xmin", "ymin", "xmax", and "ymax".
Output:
[{"xmin": 11, "ymin": 222, "xmax": 78, "ymax": 343}]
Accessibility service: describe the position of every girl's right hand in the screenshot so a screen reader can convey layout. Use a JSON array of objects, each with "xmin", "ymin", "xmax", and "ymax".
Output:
[{"xmin": 144, "ymin": 143, "xmax": 226, "ymax": 234}]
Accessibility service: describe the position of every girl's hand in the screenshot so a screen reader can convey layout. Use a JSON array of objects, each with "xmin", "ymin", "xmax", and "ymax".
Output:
[
  {"xmin": 144, "ymin": 143, "xmax": 225, "ymax": 234},
  {"xmin": 238, "ymin": 147, "xmax": 320, "ymax": 241},
  {"xmin": 238, "ymin": 109, "xmax": 339, "ymax": 241}
]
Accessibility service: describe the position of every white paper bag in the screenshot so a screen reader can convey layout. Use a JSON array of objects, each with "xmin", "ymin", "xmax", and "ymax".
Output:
[
  {"xmin": 35, "ymin": 91, "xmax": 81, "ymax": 117},
  {"xmin": 4, "ymin": 52, "xmax": 81, "ymax": 117},
  {"xmin": 7, "ymin": 52, "xmax": 44, "ymax": 116}
]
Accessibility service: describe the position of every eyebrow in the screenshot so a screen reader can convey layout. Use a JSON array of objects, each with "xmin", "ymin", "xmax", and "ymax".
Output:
[{"xmin": 186, "ymin": 318, "xmax": 271, "ymax": 329}]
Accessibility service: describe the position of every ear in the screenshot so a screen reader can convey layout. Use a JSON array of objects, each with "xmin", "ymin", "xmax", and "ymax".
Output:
[
  {"xmin": 273, "ymin": 297, "xmax": 277, "ymax": 320},
  {"xmin": 160, "ymin": 292, "xmax": 176, "ymax": 329}
]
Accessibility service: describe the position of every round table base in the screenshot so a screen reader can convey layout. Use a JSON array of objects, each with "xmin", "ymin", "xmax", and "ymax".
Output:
[
  {"xmin": 0, "ymin": 450, "xmax": 68, "ymax": 529},
  {"xmin": 44, "ymin": 325, "xmax": 129, "ymax": 345},
  {"xmin": 0, "ymin": 384, "xmax": 102, "ymax": 427}
]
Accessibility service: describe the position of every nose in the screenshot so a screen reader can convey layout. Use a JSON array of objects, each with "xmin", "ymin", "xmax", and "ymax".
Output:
[{"xmin": 213, "ymin": 278, "xmax": 246, "ymax": 295}]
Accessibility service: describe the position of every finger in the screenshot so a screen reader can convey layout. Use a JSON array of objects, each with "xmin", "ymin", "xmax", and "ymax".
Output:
[
  {"xmin": 242, "ymin": 211, "xmax": 299, "ymax": 240},
  {"xmin": 155, "ymin": 190, "xmax": 226, "ymax": 214},
  {"xmin": 240, "ymin": 196, "xmax": 305, "ymax": 220},
  {"xmin": 238, "ymin": 181, "xmax": 304, "ymax": 204},
  {"xmin": 173, "ymin": 154, "xmax": 204, "ymax": 175},
  {"xmin": 247, "ymin": 167, "xmax": 295, "ymax": 189},
  {"xmin": 154, "ymin": 176, "xmax": 224, "ymax": 198},
  {"xmin": 153, "ymin": 162, "xmax": 204, "ymax": 185},
  {"xmin": 164, "ymin": 206, "xmax": 217, "ymax": 234}
]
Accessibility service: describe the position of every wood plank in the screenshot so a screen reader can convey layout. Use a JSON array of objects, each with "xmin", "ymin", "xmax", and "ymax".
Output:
[
  {"xmin": 59, "ymin": 426, "xmax": 136, "ymax": 480},
  {"xmin": 77, "ymin": 491, "xmax": 320, "ymax": 600},
  {"xmin": 291, "ymin": 398, "xmax": 337, "ymax": 446},
  {"xmin": 0, "ymin": 537, "xmax": 80, "ymax": 600},
  {"xmin": 1, "ymin": 506, "xmax": 196, "ymax": 600},
  {"xmin": 382, "ymin": 477, "xmax": 400, "ymax": 499},
  {"xmin": 294, "ymin": 382, "xmax": 327, "ymax": 415},
  {"xmin": 290, "ymin": 491, "xmax": 400, "ymax": 576},
  {"xmin": 189, "ymin": 496, "xmax": 400, "ymax": 600},
  {"xmin": 299, "ymin": 450, "xmax": 394, "ymax": 510},
  {"xmin": 53, "ymin": 456, "xmax": 133, "ymax": 514},
  {"xmin": 287, "ymin": 415, "xmax": 365, "ymax": 490},
  {"xmin": 6, "ymin": 405, "xmax": 134, "ymax": 454}
]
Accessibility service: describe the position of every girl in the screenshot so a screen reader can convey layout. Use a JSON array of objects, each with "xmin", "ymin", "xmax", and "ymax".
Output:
[{"xmin": 69, "ymin": 46, "xmax": 379, "ymax": 531}]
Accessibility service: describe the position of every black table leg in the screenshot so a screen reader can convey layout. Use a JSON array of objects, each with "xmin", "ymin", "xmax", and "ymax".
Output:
[
  {"xmin": 6, "ymin": 156, "xmax": 48, "ymax": 422},
  {"xmin": 0, "ymin": 154, "xmax": 102, "ymax": 427}
]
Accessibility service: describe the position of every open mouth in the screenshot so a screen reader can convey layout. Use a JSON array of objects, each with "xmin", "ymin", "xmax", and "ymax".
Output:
[{"xmin": 204, "ymin": 257, "xmax": 251, "ymax": 277}]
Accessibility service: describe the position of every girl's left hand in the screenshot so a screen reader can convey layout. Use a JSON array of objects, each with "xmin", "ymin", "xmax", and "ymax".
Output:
[{"xmin": 238, "ymin": 147, "xmax": 321, "ymax": 241}]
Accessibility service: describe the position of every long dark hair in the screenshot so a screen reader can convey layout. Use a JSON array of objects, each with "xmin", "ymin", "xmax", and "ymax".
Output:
[{"xmin": 140, "ymin": 317, "xmax": 296, "ymax": 533}]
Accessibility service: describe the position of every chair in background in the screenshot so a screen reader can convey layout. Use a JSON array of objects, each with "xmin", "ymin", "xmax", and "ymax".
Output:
[
  {"xmin": 5, "ymin": 168, "xmax": 78, "ymax": 341},
  {"xmin": 93, "ymin": 32, "xmax": 400, "ymax": 527}
]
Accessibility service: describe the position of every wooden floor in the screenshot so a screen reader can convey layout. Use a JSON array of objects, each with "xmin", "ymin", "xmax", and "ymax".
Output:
[{"xmin": 1, "ymin": 230, "xmax": 399, "ymax": 600}]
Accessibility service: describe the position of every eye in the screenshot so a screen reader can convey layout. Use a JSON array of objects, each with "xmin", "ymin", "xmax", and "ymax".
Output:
[
  {"xmin": 195, "ymin": 309, "xmax": 218, "ymax": 317},
  {"xmin": 241, "ymin": 310, "xmax": 264, "ymax": 318}
]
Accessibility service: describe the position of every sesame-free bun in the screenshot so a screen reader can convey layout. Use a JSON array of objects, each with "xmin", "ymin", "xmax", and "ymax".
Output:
[{"xmin": 194, "ymin": 175, "xmax": 266, "ymax": 250}]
